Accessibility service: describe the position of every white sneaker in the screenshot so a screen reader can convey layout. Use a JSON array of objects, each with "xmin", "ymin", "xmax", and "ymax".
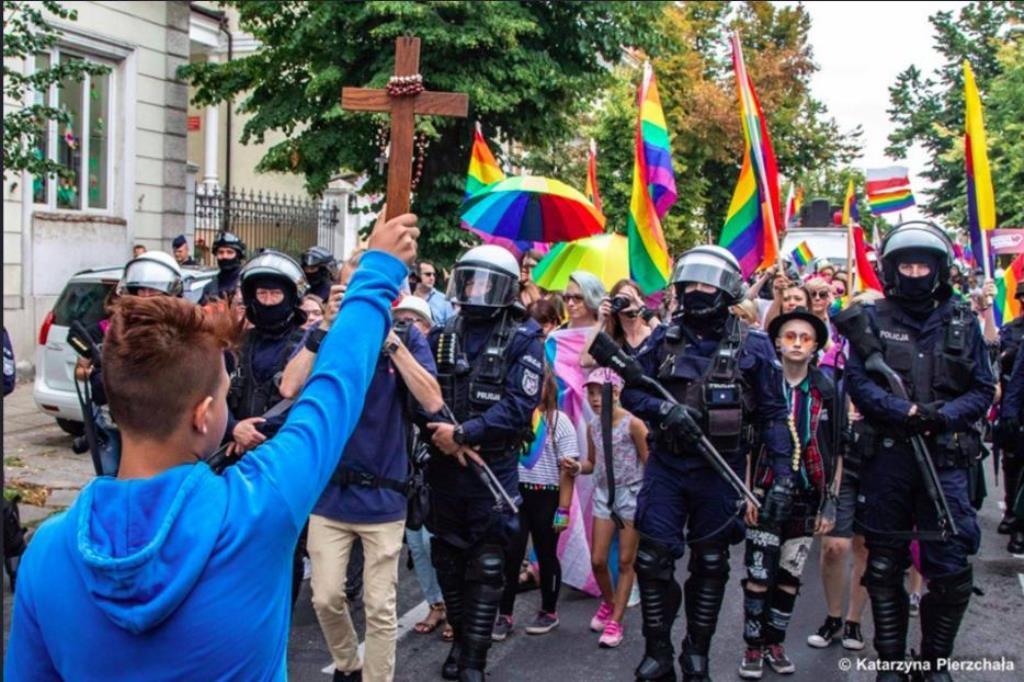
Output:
[
  {"xmin": 628, "ymin": 582, "xmax": 641, "ymax": 608},
  {"xmin": 302, "ymin": 557, "xmax": 312, "ymax": 581}
]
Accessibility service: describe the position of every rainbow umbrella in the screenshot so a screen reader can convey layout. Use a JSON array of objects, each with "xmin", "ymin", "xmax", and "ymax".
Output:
[
  {"xmin": 464, "ymin": 227, "xmax": 550, "ymax": 259},
  {"xmin": 532, "ymin": 232, "xmax": 629, "ymax": 291},
  {"xmin": 460, "ymin": 175, "xmax": 605, "ymax": 244}
]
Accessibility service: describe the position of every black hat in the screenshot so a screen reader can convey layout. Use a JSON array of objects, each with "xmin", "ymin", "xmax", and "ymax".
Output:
[
  {"xmin": 768, "ymin": 306, "xmax": 830, "ymax": 351},
  {"xmin": 172, "ymin": 234, "xmax": 187, "ymax": 249}
]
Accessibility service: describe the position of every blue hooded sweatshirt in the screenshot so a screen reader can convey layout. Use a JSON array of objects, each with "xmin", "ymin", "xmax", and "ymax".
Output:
[{"xmin": 5, "ymin": 251, "xmax": 407, "ymax": 681}]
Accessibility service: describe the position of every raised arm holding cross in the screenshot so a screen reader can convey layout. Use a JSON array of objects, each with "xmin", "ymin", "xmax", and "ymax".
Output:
[{"xmin": 342, "ymin": 36, "xmax": 469, "ymax": 220}]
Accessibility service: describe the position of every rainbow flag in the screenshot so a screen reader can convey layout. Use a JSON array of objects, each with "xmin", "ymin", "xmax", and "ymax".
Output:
[
  {"xmin": 868, "ymin": 188, "xmax": 915, "ymax": 215},
  {"xmin": 519, "ymin": 409, "xmax": 549, "ymax": 469},
  {"xmin": 464, "ymin": 122, "xmax": 505, "ymax": 198},
  {"xmin": 790, "ymin": 240, "xmax": 814, "ymax": 267},
  {"xmin": 965, "ymin": 60, "xmax": 997, "ymax": 276},
  {"xmin": 995, "ymin": 254, "xmax": 1024, "ymax": 327},
  {"xmin": 585, "ymin": 138, "xmax": 603, "ymax": 214},
  {"xmin": 784, "ymin": 185, "xmax": 803, "ymax": 228},
  {"xmin": 627, "ymin": 62, "xmax": 676, "ymax": 294},
  {"xmin": 719, "ymin": 32, "xmax": 781, "ymax": 278},
  {"xmin": 842, "ymin": 179, "xmax": 860, "ymax": 225}
]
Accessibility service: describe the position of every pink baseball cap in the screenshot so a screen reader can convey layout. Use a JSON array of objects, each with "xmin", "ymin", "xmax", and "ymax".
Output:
[{"xmin": 584, "ymin": 367, "xmax": 624, "ymax": 389}]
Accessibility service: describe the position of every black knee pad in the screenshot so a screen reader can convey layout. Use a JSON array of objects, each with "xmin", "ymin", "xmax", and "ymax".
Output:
[
  {"xmin": 925, "ymin": 566, "xmax": 973, "ymax": 605},
  {"xmin": 688, "ymin": 542, "xmax": 730, "ymax": 580},
  {"xmin": 431, "ymin": 539, "xmax": 463, "ymax": 576},
  {"xmin": 776, "ymin": 568, "xmax": 801, "ymax": 594},
  {"xmin": 636, "ymin": 539, "xmax": 676, "ymax": 582},
  {"xmin": 862, "ymin": 547, "xmax": 909, "ymax": 589},
  {"xmin": 465, "ymin": 544, "xmax": 504, "ymax": 586}
]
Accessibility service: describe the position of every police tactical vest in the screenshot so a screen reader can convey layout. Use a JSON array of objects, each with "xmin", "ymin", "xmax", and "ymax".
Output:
[
  {"xmin": 870, "ymin": 299, "xmax": 980, "ymax": 468},
  {"xmin": 435, "ymin": 312, "xmax": 522, "ymax": 457},
  {"xmin": 228, "ymin": 326, "xmax": 306, "ymax": 420},
  {"xmin": 999, "ymin": 317, "xmax": 1024, "ymax": 380},
  {"xmin": 656, "ymin": 317, "xmax": 756, "ymax": 456}
]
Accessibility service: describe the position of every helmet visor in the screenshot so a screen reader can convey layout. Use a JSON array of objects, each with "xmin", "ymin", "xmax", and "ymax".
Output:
[
  {"xmin": 672, "ymin": 252, "xmax": 742, "ymax": 296},
  {"xmin": 447, "ymin": 266, "xmax": 516, "ymax": 308},
  {"xmin": 883, "ymin": 227, "xmax": 951, "ymax": 262},
  {"xmin": 122, "ymin": 260, "xmax": 181, "ymax": 295}
]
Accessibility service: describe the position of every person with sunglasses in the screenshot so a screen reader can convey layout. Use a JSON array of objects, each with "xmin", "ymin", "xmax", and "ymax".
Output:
[
  {"xmin": 414, "ymin": 260, "xmax": 455, "ymax": 326},
  {"xmin": 739, "ymin": 307, "xmax": 841, "ymax": 679}
]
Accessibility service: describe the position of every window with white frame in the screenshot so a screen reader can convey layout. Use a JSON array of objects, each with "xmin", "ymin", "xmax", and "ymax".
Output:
[{"xmin": 32, "ymin": 48, "xmax": 116, "ymax": 212}]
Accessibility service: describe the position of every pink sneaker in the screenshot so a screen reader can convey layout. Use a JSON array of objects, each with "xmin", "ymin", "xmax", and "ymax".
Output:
[
  {"xmin": 590, "ymin": 601, "xmax": 614, "ymax": 632},
  {"xmin": 599, "ymin": 620, "xmax": 624, "ymax": 648}
]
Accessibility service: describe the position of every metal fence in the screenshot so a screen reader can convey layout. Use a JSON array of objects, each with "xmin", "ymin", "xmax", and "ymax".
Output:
[{"xmin": 194, "ymin": 187, "xmax": 339, "ymax": 266}]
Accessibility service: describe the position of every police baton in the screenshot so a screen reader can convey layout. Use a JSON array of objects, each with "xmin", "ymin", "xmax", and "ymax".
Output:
[
  {"xmin": 440, "ymin": 405, "xmax": 520, "ymax": 514},
  {"xmin": 833, "ymin": 304, "xmax": 958, "ymax": 540},
  {"xmin": 587, "ymin": 332, "xmax": 761, "ymax": 511}
]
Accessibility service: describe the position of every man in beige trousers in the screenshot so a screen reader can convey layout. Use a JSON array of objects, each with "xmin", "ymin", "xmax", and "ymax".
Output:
[{"xmin": 282, "ymin": 251, "xmax": 443, "ymax": 681}]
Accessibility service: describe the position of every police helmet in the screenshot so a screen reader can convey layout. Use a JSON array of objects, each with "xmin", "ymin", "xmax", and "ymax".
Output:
[
  {"xmin": 119, "ymin": 251, "xmax": 183, "ymax": 297},
  {"xmin": 879, "ymin": 221, "xmax": 953, "ymax": 291},
  {"xmin": 301, "ymin": 245, "xmax": 338, "ymax": 276},
  {"xmin": 670, "ymin": 245, "xmax": 745, "ymax": 304},
  {"xmin": 447, "ymin": 245, "xmax": 520, "ymax": 313},
  {"xmin": 212, "ymin": 231, "xmax": 247, "ymax": 260},
  {"xmin": 239, "ymin": 249, "xmax": 308, "ymax": 302}
]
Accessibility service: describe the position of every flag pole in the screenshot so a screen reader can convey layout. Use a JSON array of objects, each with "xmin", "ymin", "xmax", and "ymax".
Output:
[{"xmin": 847, "ymin": 222, "xmax": 855, "ymax": 295}]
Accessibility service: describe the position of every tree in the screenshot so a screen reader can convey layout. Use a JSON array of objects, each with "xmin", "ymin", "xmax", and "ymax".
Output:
[
  {"xmin": 886, "ymin": 2, "xmax": 1024, "ymax": 226},
  {"xmin": 3, "ymin": 1, "xmax": 109, "ymax": 181},
  {"xmin": 180, "ymin": 1, "xmax": 665, "ymax": 264},
  {"xmin": 577, "ymin": 2, "xmax": 861, "ymax": 254},
  {"xmin": 986, "ymin": 37, "xmax": 1024, "ymax": 226}
]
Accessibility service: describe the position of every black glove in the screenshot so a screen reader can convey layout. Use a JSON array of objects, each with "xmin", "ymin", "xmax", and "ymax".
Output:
[
  {"xmin": 759, "ymin": 477, "xmax": 795, "ymax": 529},
  {"xmin": 658, "ymin": 402, "xmax": 704, "ymax": 446},
  {"xmin": 995, "ymin": 416, "xmax": 1021, "ymax": 450},
  {"xmin": 907, "ymin": 402, "xmax": 946, "ymax": 435}
]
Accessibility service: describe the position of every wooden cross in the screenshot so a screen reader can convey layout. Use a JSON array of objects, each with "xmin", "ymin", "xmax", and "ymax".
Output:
[{"xmin": 342, "ymin": 36, "xmax": 469, "ymax": 220}]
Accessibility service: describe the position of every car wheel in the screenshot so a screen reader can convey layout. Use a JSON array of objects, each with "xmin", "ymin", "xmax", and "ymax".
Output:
[{"xmin": 55, "ymin": 418, "xmax": 85, "ymax": 437}]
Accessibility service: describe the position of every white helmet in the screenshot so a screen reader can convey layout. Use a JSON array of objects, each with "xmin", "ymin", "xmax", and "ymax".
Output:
[
  {"xmin": 670, "ymin": 245, "xmax": 745, "ymax": 304},
  {"xmin": 120, "ymin": 251, "xmax": 183, "ymax": 297},
  {"xmin": 447, "ymin": 244, "xmax": 520, "ymax": 313}
]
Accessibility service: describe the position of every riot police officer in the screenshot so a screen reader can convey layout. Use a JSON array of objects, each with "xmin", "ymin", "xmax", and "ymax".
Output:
[
  {"xmin": 226, "ymin": 249, "xmax": 308, "ymax": 449},
  {"xmin": 995, "ymin": 343, "xmax": 1024, "ymax": 555},
  {"xmin": 423, "ymin": 245, "xmax": 544, "ymax": 682},
  {"xmin": 995, "ymin": 282, "xmax": 1024, "ymax": 537},
  {"xmin": 622, "ymin": 246, "xmax": 792, "ymax": 682},
  {"xmin": 301, "ymin": 245, "xmax": 338, "ymax": 302},
  {"xmin": 200, "ymin": 231, "xmax": 246, "ymax": 304},
  {"xmin": 842, "ymin": 222, "xmax": 991, "ymax": 681}
]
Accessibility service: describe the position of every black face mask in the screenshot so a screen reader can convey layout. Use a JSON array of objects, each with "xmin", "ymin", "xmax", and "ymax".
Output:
[
  {"xmin": 246, "ymin": 298, "xmax": 295, "ymax": 334},
  {"xmin": 303, "ymin": 266, "xmax": 327, "ymax": 288},
  {"xmin": 218, "ymin": 256, "xmax": 242, "ymax": 278},
  {"xmin": 681, "ymin": 289, "xmax": 728, "ymax": 333},
  {"xmin": 894, "ymin": 271, "xmax": 938, "ymax": 319}
]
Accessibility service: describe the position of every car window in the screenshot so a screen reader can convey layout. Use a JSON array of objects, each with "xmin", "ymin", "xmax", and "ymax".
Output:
[{"xmin": 52, "ymin": 281, "xmax": 115, "ymax": 328}]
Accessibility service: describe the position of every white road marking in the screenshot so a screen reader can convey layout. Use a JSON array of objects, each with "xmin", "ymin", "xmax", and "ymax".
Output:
[
  {"xmin": 321, "ymin": 601, "xmax": 430, "ymax": 674},
  {"xmin": 1018, "ymin": 573, "xmax": 1024, "ymax": 599}
]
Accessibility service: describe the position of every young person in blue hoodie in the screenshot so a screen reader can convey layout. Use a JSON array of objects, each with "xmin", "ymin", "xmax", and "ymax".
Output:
[{"xmin": 5, "ymin": 211, "xmax": 419, "ymax": 681}]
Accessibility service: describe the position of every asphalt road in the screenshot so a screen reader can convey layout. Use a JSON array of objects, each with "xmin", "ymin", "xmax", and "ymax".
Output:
[{"xmin": 286, "ymin": 465, "xmax": 1024, "ymax": 682}]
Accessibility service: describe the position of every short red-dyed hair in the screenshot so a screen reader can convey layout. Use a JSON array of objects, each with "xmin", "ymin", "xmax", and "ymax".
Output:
[{"xmin": 102, "ymin": 296, "xmax": 241, "ymax": 439}]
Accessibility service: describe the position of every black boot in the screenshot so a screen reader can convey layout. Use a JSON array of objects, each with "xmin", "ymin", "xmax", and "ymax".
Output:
[
  {"xmin": 919, "ymin": 567, "xmax": 972, "ymax": 681},
  {"xmin": 863, "ymin": 551, "xmax": 910, "ymax": 667},
  {"xmin": 458, "ymin": 546, "xmax": 504, "ymax": 678},
  {"xmin": 635, "ymin": 541, "xmax": 681, "ymax": 681},
  {"xmin": 1008, "ymin": 528, "xmax": 1024, "ymax": 556},
  {"xmin": 997, "ymin": 513, "xmax": 1015, "ymax": 535},
  {"xmin": 332, "ymin": 670, "xmax": 361, "ymax": 682},
  {"xmin": 442, "ymin": 642, "xmax": 462, "ymax": 681},
  {"xmin": 680, "ymin": 546, "xmax": 729, "ymax": 682},
  {"xmin": 678, "ymin": 635, "xmax": 710, "ymax": 682}
]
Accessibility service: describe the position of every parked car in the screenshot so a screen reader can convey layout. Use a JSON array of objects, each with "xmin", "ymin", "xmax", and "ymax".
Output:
[
  {"xmin": 33, "ymin": 265, "xmax": 216, "ymax": 435},
  {"xmin": 779, "ymin": 227, "xmax": 851, "ymax": 271}
]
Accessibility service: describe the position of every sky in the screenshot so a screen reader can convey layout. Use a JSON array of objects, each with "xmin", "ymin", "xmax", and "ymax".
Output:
[{"xmin": 797, "ymin": 0, "xmax": 969, "ymax": 223}]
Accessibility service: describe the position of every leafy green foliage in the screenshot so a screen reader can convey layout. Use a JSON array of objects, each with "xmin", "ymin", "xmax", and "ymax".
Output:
[
  {"xmin": 3, "ymin": 1, "xmax": 109, "ymax": 181},
  {"xmin": 179, "ymin": 1, "xmax": 666, "ymax": 264},
  {"xmin": 886, "ymin": 2, "xmax": 1024, "ymax": 226}
]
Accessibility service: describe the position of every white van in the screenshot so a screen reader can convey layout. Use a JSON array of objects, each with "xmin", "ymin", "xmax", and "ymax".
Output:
[
  {"xmin": 779, "ymin": 227, "xmax": 853, "ymax": 271},
  {"xmin": 33, "ymin": 265, "xmax": 215, "ymax": 435}
]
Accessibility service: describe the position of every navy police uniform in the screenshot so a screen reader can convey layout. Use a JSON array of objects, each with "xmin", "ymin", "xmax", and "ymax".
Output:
[
  {"xmin": 623, "ymin": 316, "xmax": 791, "ymax": 681},
  {"xmin": 845, "ymin": 292, "xmax": 992, "ymax": 678},
  {"xmin": 994, "ymin": 334, "xmax": 1024, "ymax": 553},
  {"xmin": 426, "ymin": 312, "xmax": 543, "ymax": 679},
  {"xmin": 996, "ymin": 313, "xmax": 1024, "ymax": 530}
]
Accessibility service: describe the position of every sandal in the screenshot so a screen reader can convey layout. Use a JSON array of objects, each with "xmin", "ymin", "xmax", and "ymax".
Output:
[
  {"xmin": 442, "ymin": 622, "xmax": 455, "ymax": 642},
  {"xmin": 414, "ymin": 603, "xmax": 446, "ymax": 635}
]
